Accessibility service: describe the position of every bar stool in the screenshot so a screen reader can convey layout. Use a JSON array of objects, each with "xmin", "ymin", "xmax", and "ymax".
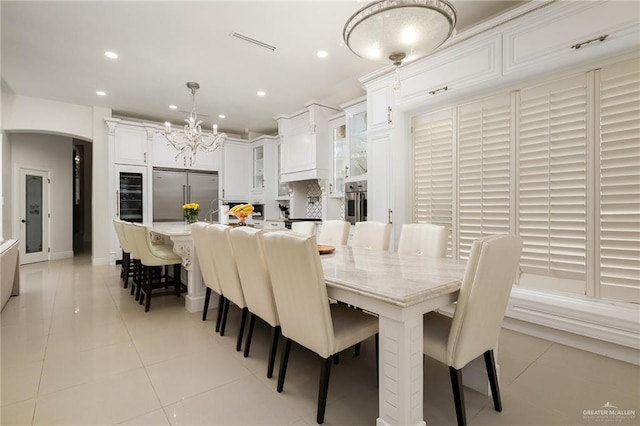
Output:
[
  {"xmin": 112, "ymin": 219, "xmax": 135, "ymax": 288},
  {"xmin": 129, "ymin": 224, "xmax": 183, "ymax": 312}
]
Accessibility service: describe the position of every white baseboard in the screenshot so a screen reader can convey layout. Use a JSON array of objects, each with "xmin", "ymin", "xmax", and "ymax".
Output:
[
  {"xmin": 92, "ymin": 256, "xmax": 110, "ymax": 266},
  {"xmin": 50, "ymin": 250, "xmax": 73, "ymax": 260},
  {"xmin": 505, "ymin": 288, "xmax": 640, "ymax": 365}
]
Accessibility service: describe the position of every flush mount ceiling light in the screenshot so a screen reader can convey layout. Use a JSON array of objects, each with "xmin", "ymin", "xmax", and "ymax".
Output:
[{"xmin": 343, "ymin": 0, "xmax": 457, "ymax": 67}]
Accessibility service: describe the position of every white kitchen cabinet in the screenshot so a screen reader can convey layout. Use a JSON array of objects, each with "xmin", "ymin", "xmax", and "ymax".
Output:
[
  {"xmin": 345, "ymin": 101, "xmax": 367, "ymax": 181},
  {"xmin": 276, "ymin": 142, "xmax": 289, "ymax": 199},
  {"xmin": 502, "ymin": 0, "xmax": 640, "ymax": 77},
  {"xmin": 276, "ymin": 102, "xmax": 339, "ymax": 182},
  {"xmin": 263, "ymin": 220, "xmax": 285, "ymax": 230},
  {"xmin": 367, "ymin": 80, "xmax": 394, "ymax": 132},
  {"xmin": 252, "ymin": 144, "xmax": 264, "ymax": 190},
  {"xmin": 221, "ymin": 139, "xmax": 251, "ymax": 202},
  {"xmin": 397, "ymin": 32, "xmax": 502, "ymax": 106},
  {"xmin": 112, "ymin": 123, "xmax": 148, "ymax": 165},
  {"xmin": 250, "ymin": 135, "xmax": 278, "ymax": 207},
  {"xmin": 328, "ymin": 114, "xmax": 346, "ymax": 198},
  {"xmin": 367, "ymin": 130, "xmax": 393, "ymax": 228}
]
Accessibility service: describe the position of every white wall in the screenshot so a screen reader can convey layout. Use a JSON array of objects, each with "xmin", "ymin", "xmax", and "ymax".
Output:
[
  {"xmin": 10, "ymin": 133, "xmax": 73, "ymax": 258},
  {"xmin": 2, "ymin": 94, "xmax": 112, "ymax": 263},
  {"xmin": 3, "ymin": 94, "xmax": 93, "ymax": 141},
  {"xmin": 91, "ymin": 107, "xmax": 111, "ymax": 265},
  {"xmin": 2, "ymin": 134, "xmax": 10, "ymax": 241}
]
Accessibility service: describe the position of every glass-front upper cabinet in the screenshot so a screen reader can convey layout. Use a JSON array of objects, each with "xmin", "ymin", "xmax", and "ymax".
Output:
[
  {"xmin": 277, "ymin": 143, "xmax": 289, "ymax": 198},
  {"xmin": 348, "ymin": 109, "xmax": 367, "ymax": 179},
  {"xmin": 331, "ymin": 118, "xmax": 347, "ymax": 197},
  {"xmin": 253, "ymin": 145, "xmax": 264, "ymax": 189}
]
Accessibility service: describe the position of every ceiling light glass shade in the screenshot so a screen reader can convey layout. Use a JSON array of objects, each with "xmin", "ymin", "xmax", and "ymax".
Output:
[{"xmin": 343, "ymin": 0, "xmax": 457, "ymax": 66}]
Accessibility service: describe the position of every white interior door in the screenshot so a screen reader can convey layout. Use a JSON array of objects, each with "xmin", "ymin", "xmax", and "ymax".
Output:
[{"xmin": 19, "ymin": 168, "xmax": 50, "ymax": 264}]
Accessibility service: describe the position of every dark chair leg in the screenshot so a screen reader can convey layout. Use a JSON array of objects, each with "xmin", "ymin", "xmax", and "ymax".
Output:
[
  {"xmin": 131, "ymin": 260, "xmax": 139, "ymax": 296},
  {"xmin": 317, "ymin": 355, "xmax": 333, "ymax": 424},
  {"xmin": 123, "ymin": 252, "xmax": 130, "ymax": 288},
  {"xmin": 202, "ymin": 287, "xmax": 212, "ymax": 321},
  {"xmin": 375, "ymin": 333, "xmax": 379, "ymax": 386},
  {"xmin": 236, "ymin": 307, "xmax": 248, "ymax": 352},
  {"xmin": 355, "ymin": 342, "xmax": 361, "ymax": 356},
  {"xmin": 333, "ymin": 353, "xmax": 340, "ymax": 365},
  {"xmin": 215, "ymin": 294, "xmax": 225, "ymax": 333},
  {"xmin": 135, "ymin": 262, "xmax": 143, "ymax": 301},
  {"xmin": 144, "ymin": 267, "xmax": 152, "ymax": 312},
  {"xmin": 244, "ymin": 313, "xmax": 257, "ymax": 358},
  {"xmin": 484, "ymin": 350, "xmax": 502, "ymax": 412},
  {"xmin": 220, "ymin": 298, "xmax": 230, "ymax": 336},
  {"xmin": 449, "ymin": 366, "xmax": 467, "ymax": 426},
  {"xmin": 267, "ymin": 326, "xmax": 281, "ymax": 379},
  {"xmin": 277, "ymin": 338, "xmax": 292, "ymax": 393}
]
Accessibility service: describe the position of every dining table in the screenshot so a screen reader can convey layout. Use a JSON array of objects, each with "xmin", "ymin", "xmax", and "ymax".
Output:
[
  {"xmin": 151, "ymin": 222, "xmax": 473, "ymax": 425},
  {"xmin": 321, "ymin": 247, "xmax": 467, "ymax": 426}
]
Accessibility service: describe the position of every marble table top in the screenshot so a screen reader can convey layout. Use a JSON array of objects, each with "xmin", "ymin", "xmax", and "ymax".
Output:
[
  {"xmin": 321, "ymin": 247, "xmax": 467, "ymax": 308},
  {"xmin": 151, "ymin": 222, "xmax": 193, "ymax": 236}
]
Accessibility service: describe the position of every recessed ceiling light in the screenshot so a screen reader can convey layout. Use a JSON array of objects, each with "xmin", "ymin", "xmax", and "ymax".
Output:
[
  {"xmin": 218, "ymin": 114, "xmax": 226, "ymax": 119},
  {"xmin": 96, "ymin": 91, "xmax": 106, "ymax": 96},
  {"xmin": 104, "ymin": 51, "xmax": 118, "ymax": 59},
  {"xmin": 169, "ymin": 105, "xmax": 177, "ymax": 110},
  {"xmin": 257, "ymin": 91, "xmax": 266, "ymax": 97},
  {"xmin": 317, "ymin": 50, "xmax": 328, "ymax": 58}
]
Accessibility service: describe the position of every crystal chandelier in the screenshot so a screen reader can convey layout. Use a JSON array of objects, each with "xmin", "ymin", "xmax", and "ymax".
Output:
[
  {"xmin": 343, "ymin": 0, "xmax": 457, "ymax": 67},
  {"xmin": 162, "ymin": 82, "xmax": 227, "ymax": 166}
]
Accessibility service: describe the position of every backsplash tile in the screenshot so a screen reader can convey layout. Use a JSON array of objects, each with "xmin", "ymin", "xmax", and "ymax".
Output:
[{"xmin": 306, "ymin": 181, "xmax": 322, "ymax": 219}]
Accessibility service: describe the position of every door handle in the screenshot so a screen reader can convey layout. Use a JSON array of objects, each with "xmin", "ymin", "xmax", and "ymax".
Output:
[
  {"xmin": 21, "ymin": 219, "xmax": 27, "ymax": 223},
  {"xmin": 183, "ymin": 185, "xmax": 187, "ymax": 205},
  {"xmin": 188, "ymin": 186, "xmax": 192, "ymax": 203}
]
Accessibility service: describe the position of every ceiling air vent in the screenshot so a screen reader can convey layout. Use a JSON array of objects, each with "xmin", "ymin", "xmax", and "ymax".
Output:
[{"xmin": 230, "ymin": 31, "xmax": 277, "ymax": 51}]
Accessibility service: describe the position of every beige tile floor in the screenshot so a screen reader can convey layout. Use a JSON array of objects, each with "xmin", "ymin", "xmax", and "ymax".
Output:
[{"xmin": 1, "ymin": 255, "xmax": 639, "ymax": 425}]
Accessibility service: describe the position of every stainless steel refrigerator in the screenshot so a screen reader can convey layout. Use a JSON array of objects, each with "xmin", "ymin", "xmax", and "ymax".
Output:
[{"xmin": 153, "ymin": 168, "xmax": 219, "ymax": 222}]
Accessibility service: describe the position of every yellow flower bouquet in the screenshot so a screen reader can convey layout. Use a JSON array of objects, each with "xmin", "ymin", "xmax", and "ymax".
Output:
[
  {"xmin": 229, "ymin": 203, "xmax": 254, "ymax": 225},
  {"xmin": 182, "ymin": 202, "xmax": 199, "ymax": 224}
]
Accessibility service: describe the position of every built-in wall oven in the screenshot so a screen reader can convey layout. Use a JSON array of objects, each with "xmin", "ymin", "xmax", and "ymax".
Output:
[{"xmin": 345, "ymin": 181, "xmax": 367, "ymax": 225}]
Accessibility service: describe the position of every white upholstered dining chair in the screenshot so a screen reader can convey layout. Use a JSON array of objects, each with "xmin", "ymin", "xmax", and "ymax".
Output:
[
  {"xmin": 351, "ymin": 221, "xmax": 392, "ymax": 251},
  {"xmin": 397, "ymin": 223, "xmax": 448, "ymax": 257},
  {"xmin": 317, "ymin": 220, "xmax": 350, "ymax": 246},
  {"xmin": 229, "ymin": 226, "xmax": 281, "ymax": 378},
  {"xmin": 291, "ymin": 221, "xmax": 317, "ymax": 236},
  {"xmin": 423, "ymin": 234, "xmax": 523, "ymax": 426},
  {"xmin": 263, "ymin": 231, "xmax": 379, "ymax": 424},
  {"xmin": 191, "ymin": 223, "xmax": 226, "ymax": 332},
  {"xmin": 206, "ymin": 224, "xmax": 248, "ymax": 351}
]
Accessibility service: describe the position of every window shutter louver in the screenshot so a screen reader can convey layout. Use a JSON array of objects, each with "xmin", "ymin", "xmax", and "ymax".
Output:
[
  {"xmin": 412, "ymin": 109, "xmax": 454, "ymax": 256},
  {"xmin": 598, "ymin": 59, "xmax": 640, "ymax": 302},
  {"xmin": 458, "ymin": 94, "xmax": 512, "ymax": 259},
  {"xmin": 518, "ymin": 75, "xmax": 588, "ymax": 280}
]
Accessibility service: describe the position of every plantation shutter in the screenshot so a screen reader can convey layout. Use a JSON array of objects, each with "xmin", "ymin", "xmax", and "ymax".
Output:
[
  {"xmin": 518, "ymin": 74, "xmax": 588, "ymax": 281},
  {"xmin": 458, "ymin": 94, "xmax": 512, "ymax": 259},
  {"xmin": 412, "ymin": 109, "xmax": 454, "ymax": 256},
  {"xmin": 598, "ymin": 59, "xmax": 640, "ymax": 303}
]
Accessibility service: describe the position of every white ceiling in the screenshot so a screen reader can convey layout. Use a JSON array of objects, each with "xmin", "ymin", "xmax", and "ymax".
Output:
[{"xmin": 1, "ymin": 1, "xmax": 523, "ymax": 136}]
